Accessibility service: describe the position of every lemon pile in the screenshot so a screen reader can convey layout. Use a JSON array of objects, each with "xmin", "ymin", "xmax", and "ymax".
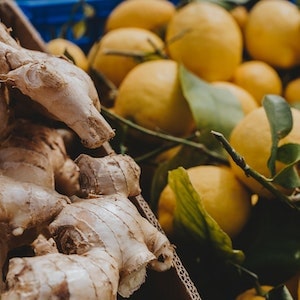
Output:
[
  {"xmin": 46, "ymin": 2, "xmax": 300, "ymax": 297},
  {"xmin": 75, "ymin": 0, "xmax": 300, "ymax": 236},
  {"xmin": 83, "ymin": 0, "xmax": 300, "ymax": 140},
  {"xmin": 47, "ymin": 0, "xmax": 300, "ymax": 138}
]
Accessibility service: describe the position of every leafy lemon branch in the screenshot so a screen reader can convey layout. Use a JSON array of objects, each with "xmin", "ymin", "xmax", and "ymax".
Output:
[
  {"xmin": 211, "ymin": 130, "xmax": 299, "ymax": 210},
  {"xmin": 102, "ymin": 107, "xmax": 227, "ymax": 163}
]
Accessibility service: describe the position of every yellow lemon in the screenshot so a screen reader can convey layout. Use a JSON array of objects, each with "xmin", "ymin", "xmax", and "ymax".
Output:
[
  {"xmin": 113, "ymin": 59, "xmax": 194, "ymax": 137},
  {"xmin": 158, "ymin": 165, "xmax": 253, "ymax": 239},
  {"xmin": 212, "ymin": 81, "xmax": 259, "ymax": 115},
  {"xmin": 230, "ymin": 5, "xmax": 249, "ymax": 33},
  {"xmin": 105, "ymin": 0, "xmax": 176, "ymax": 35},
  {"xmin": 88, "ymin": 27, "xmax": 165, "ymax": 87},
  {"xmin": 154, "ymin": 145, "xmax": 182, "ymax": 164},
  {"xmin": 229, "ymin": 106, "xmax": 300, "ymax": 198},
  {"xmin": 46, "ymin": 38, "xmax": 88, "ymax": 71},
  {"xmin": 231, "ymin": 60, "xmax": 282, "ymax": 105},
  {"xmin": 284, "ymin": 77, "xmax": 300, "ymax": 105},
  {"xmin": 165, "ymin": 1, "xmax": 243, "ymax": 82},
  {"xmin": 244, "ymin": 0, "xmax": 300, "ymax": 69}
]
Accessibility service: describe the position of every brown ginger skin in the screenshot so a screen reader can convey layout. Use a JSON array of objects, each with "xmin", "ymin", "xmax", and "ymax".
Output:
[
  {"xmin": 0, "ymin": 119, "xmax": 80, "ymax": 196},
  {"xmin": 0, "ymin": 22, "xmax": 115, "ymax": 149},
  {"xmin": 49, "ymin": 195, "xmax": 174, "ymax": 298},
  {"xmin": 2, "ymin": 248, "xmax": 120, "ymax": 300},
  {"xmin": 50, "ymin": 154, "xmax": 174, "ymax": 298},
  {"xmin": 3, "ymin": 154, "xmax": 174, "ymax": 299},
  {"xmin": 0, "ymin": 84, "xmax": 11, "ymax": 141},
  {"xmin": 0, "ymin": 175, "xmax": 70, "ymax": 290},
  {"xmin": 0, "ymin": 118, "xmax": 79, "ymax": 290},
  {"xmin": 0, "ymin": 21, "xmax": 174, "ymax": 300},
  {"xmin": 74, "ymin": 153, "xmax": 141, "ymax": 197}
]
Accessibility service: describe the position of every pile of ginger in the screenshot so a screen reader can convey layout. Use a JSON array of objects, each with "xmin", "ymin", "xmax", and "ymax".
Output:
[{"xmin": 0, "ymin": 22, "xmax": 174, "ymax": 299}]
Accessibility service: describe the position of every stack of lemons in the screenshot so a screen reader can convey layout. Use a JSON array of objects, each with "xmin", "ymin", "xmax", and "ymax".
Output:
[
  {"xmin": 85, "ymin": 0, "xmax": 300, "ymax": 139},
  {"xmin": 89, "ymin": 0, "xmax": 254, "ymax": 137},
  {"xmin": 46, "ymin": 1, "xmax": 300, "ymax": 298},
  {"xmin": 49, "ymin": 0, "xmax": 300, "ymax": 244},
  {"xmin": 47, "ymin": 0, "xmax": 300, "ymax": 135}
]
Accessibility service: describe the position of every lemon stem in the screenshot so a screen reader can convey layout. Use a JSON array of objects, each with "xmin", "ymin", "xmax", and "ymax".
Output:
[
  {"xmin": 103, "ymin": 37, "xmax": 168, "ymax": 62},
  {"xmin": 211, "ymin": 130, "xmax": 299, "ymax": 210},
  {"xmin": 231, "ymin": 263, "xmax": 266, "ymax": 297},
  {"xmin": 134, "ymin": 141, "xmax": 182, "ymax": 163},
  {"xmin": 102, "ymin": 107, "xmax": 227, "ymax": 163}
]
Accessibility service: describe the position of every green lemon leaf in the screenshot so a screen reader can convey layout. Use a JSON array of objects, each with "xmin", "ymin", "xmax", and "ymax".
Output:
[
  {"xmin": 271, "ymin": 143, "xmax": 300, "ymax": 188},
  {"xmin": 179, "ymin": 64, "xmax": 244, "ymax": 157},
  {"xmin": 267, "ymin": 285, "xmax": 294, "ymax": 300},
  {"xmin": 179, "ymin": 64, "xmax": 244, "ymax": 137},
  {"xmin": 262, "ymin": 95, "xmax": 293, "ymax": 177},
  {"xmin": 169, "ymin": 167, "xmax": 244, "ymax": 263},
  {"xmin": 276, "ymin": 143, "xmax": 300, "ymax": 164},
  {"xmin": 272, "ymin": 166, "xmax": 300, "ymax": 189}
]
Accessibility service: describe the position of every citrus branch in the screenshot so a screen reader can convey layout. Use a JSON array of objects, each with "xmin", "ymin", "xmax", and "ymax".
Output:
[
  {"xmin": 103, "ymin": 37, "xmax": 168, "ymax": 62},
  {"xmin": 102, "ymin": 107, "xmax": 227, "ymax": 163},
  {"xmin": 231, "ymin": 263, "xmax": 266, "ymax": 297},
  {"xmin": 211, "ymin": 130, "xmax": 299, "ymax": 210},
  {"xmin": 133, "ymin": 142, "xmax": 178, "ymax": 163}
]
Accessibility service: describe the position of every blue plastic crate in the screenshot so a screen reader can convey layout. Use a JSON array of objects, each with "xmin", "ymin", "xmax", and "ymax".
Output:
[
  {"xmin": 15, "ymin": 0, "xmax": 124, "ymax": 52},
  {"xmin": 15, "ymin": 0, "xmax": 180, "ymax": 53}
]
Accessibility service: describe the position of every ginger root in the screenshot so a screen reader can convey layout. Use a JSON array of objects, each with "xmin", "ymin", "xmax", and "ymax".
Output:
[
  {"xmin": 0, "ymin": 22, "xmax": 115, "ymax": 148},
  {"xmin": 0, "ymin": 174, "xmax": 70, "ymax": 289},
  {"xmin": 49, "ymin": 195, "xmax": 174, "ymax": 298},
  {"xmin": 2, "ymin": 154, "xmax": 175, "ymax": 299},
  {"xmin": 0, "ymin": 118, "xmax": 79, "ymax": 289},
  {"xmin": 51, "ymin": 154, "xmax": 174, "ymax": 298},
  {"xmin": 2, "ymin": 248, "xmax": 119, "ymax": 300},
  {"xmin": 0, "ymin": 21, "xmax": 174, "ymax": 300},
  {"xmin": 0, "ymin": 119, "xmax": 80, "ymax": 196},
  {"xmin": 0, "ymin": 175, "xmax": 70, "ymax": 238},
  {"xmin": 75, "ymin": 153, "xmax": 141, "ymax": 197}
]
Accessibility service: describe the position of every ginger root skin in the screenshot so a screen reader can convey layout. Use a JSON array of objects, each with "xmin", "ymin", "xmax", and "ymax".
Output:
[
  {"xmin": 0, "ymin": 119, "xmax": 80, "ymax": 196},
  {"xmin": 49, "ymin": 195, "xmax": 174, "ymax": 298},
  {"xmin": 0, "ymin": 174, "xmax": 70, "ymax": 289},
  {"xmin": 2, "ymin": 248, "xmax": 119, "ymax": 300},
  {"xmin": 0, "ymin": 26, "xmax": 115, "ymax": 148},
  {"xmin": 31, "ymin": 234, "xmax": 59, "ymax": 256},
  {"xmin": 0, "ymin": 175, "xmax": 69, "ymax": 238},
  {"xmin": 1, "ymin": 153, "xmax": 175, "ymax": 299},
  {"xmin": 0, "ymin": 23, "xmax": 20, "ymax": 49},
  {"xmin": 75, "ymin": 153, "xmax": 141, "ymax": 198},
  {"xmin": 0, "ymin": 22, "xmax": 174, "ymax": 297},
  {"xmin": 0, "ymin": 84, "xmax": 11, "ymax": 141}
]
